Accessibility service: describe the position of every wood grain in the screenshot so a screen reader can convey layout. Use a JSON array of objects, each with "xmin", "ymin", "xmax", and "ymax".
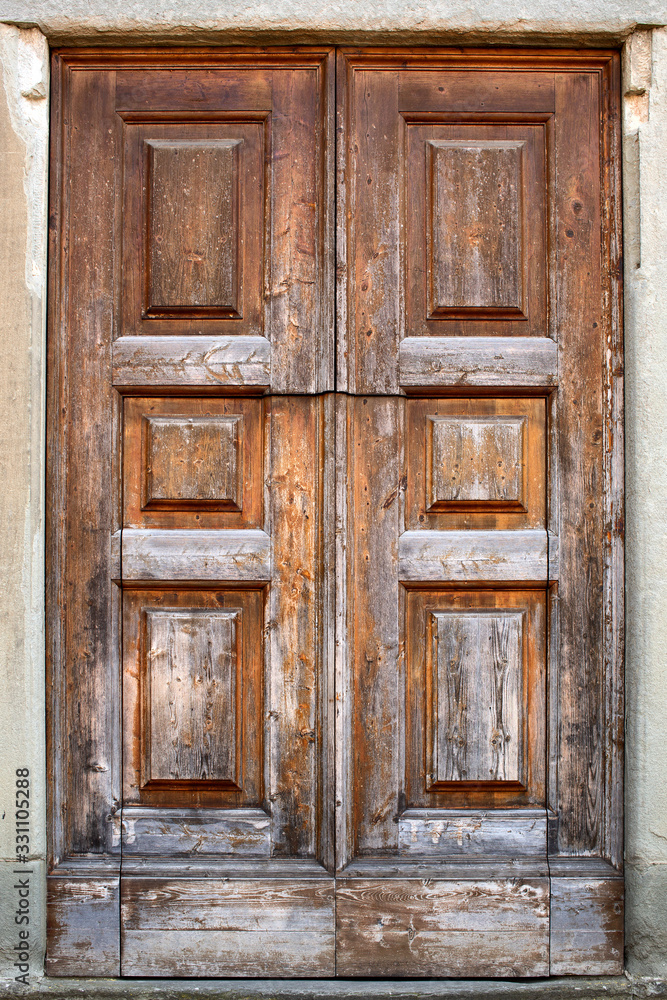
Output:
[
  {"xmin": 407, "ymin": 396, "xmax": 546, "ymax": 530},
  {"xmin": 428, "ymin": 610, "xmax": 523, "ymax": 785},
  {"xmin": 427, "ymin": 139, "xmax": 524, "ymax": 317},
  {"xmin": 399, "ymin": 337, "xmax": 557, "ymax": 388},
  {"xmin": 120, "ymin": 806, "xmax": 271, "ymax": 856},
  {"xmin": 121, "ymin": 879, "xmax": 335, "ymax": 976},
  {"xmin": 112, "ymin": 336, "xmax": 271, "ymax": 388},
  {"xmin": 399, "ymin": 529, "xmax": 549, "ymax": 582},
  {"xmin": 399, "ymin": 809, "xmax": 547, "ymax": 857},
  {"xmin": 142, "ymin": 609, "xmax": 241, "ymax": 787},
  {"xmin": 335, "ymin": 878, "xmax": 550, "ymax": 976},
  {"xmin": 46, "ymin": 875, "xmax": 120, "ymax": 976},
  {"xmin": 550, "ymin": 875, "xmax": 623, "ymax": 974},
  {"xmin": 124, "ymin": 396, "xmax": 263, "ymax": 530},
  {"xmin": 147, "ymin": 140, "xmax": 240, "ymax": 315},
  {"xmin": 120, "ymin": 529, "xmax": 270, "ymax": 582},
  {"xmin": 406, "ymin": 588, "xmax": 546, "ymax": 810},
  {"xmin": 123, "ymin": 588, "xmax": 264, "ymax": 811}
]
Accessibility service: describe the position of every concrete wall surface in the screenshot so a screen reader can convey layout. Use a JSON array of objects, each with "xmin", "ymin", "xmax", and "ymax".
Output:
[
  {"xmin": 0, "ymin": 0, "xmax": 666, "ymax": 43},
  {"xmin": 0, "ymin": 7, "xmax": 666, "ymax": 987}
]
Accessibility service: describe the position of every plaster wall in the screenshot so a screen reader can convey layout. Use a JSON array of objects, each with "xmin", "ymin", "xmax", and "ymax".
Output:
[{"xmin": 0, "ymin": 4, "xmax": 666, "ymax": 984}]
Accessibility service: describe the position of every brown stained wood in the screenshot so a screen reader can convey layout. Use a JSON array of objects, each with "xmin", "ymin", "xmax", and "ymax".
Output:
[
  {"xmin": 123, "ymin": 588, "xmax": 264, "ymax": 810},
  {"xmin": 399, "ymin": 336, "xmax": 557, "ymax": 388},
  {"xmin": 46, "ymin": 876, "xmax": 120, "ymax": 976},
  {"xmin": 266, "ymin": 396, "xmax": 325, "ymax": 857},
  {"xmin": 398, "ymin": 530, "xmax": 549, "ymax": 582},
  {"xmin": 347, "ymin": 396, "xmax": 403, "ymax": 856},
  {"xmin": 147, "ymin": 140, "xmax": 240, "ymax": 315},
  {"xmin": 143, "ymin": 415, "xmax": 242, "ymax": 508},
  {"xmin": 553, "ymin": 71, "xmax": 606, "ymax": 858},
  {"xmin": 124, "ymin": 397, "xmax": 263, "ymax": 529},
  {"xmin": 47, "ymin": 62, "xmax": 121, "ymax": 869},
  {"xmin": 345, "ymin": 69, "xmax": 402, "ymax": 393},
  {"xmin": 269, "ymin": 60, "xmax": 335, "ymax": 393},
  {"xmin": 142, "ymin": 609, "xmax": 241, "ymax": 787},
  {"xmin": 406, "ymin": 589, "xmax": 546, "ymax": 810},
  {"xmin": 398, "ymin": 808, "xmax": 547, "ymax": 857},
  {"xmin": 407, "ymin": 123, "xmax": 547, "ymax": 338},
  {"xmin": 335, "ymin": 878, "xmax": 550, "ymax": 977},
  {"xmin": 407, "ymin": 396, "xmax": 546, "ymax": 530},
  {"xmin": 428, "ymin": 415, "xmax": 525, "ymax": 508},
  {"xmin": 397, "ymin": 70, "xmax": 556, "ymax": 114},
  {"xmin": 427, "ymin": 140, "xmax": 524, "ymax": 316},
  {"xmin": 112, "ymin": 335, "xmax": 271, "ymax": 389},
  {"xmin": 550, "ymin": 877, "xmax": 624, "ymax": 975},
  {"xmin": 122, "ymin": 118, "xmax": 266, "ymax": 339},
  {"xmin": 120, "ymin": 879, "xmax": 335, "ymax": 976},
  {"xmin": 115, "ymin": 68, "xmax": 274, "ymax": 112}
]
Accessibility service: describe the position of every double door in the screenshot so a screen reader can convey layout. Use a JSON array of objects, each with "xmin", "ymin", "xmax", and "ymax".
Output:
[{"xmin": 47, "ymin": 47, "xmax": 623, "ymax": 977}]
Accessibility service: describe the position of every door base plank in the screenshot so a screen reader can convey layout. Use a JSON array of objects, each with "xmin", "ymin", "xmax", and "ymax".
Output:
[
  {"xmin": 120, "ymin": 878, "xmax": 335, "ymax": 977},
  {"xmin": 335, "ymin": 878, "xmax": 549, "ymax": 977}
]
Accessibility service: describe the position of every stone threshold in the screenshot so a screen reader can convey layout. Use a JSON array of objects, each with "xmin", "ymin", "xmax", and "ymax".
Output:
[{"xmin": 2, "ymin": 978, "xmax": 667, "ymax": 1000}]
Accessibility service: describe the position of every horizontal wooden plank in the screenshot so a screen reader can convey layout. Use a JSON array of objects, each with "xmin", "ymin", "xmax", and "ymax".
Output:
[
  {"xmin": 120, "ymin": 528, "xmax": 270, "ymax": 581},
  {"xmin": 399, "ymin": 809, "xmax": 547, "ymax": 857},
  {"xmin": 399, "ymin": 337, "xmax": 557, "ymax": 388},
  {"xmin": 121, "ymin": 929, "xmax": 335, "ymax": 977},
  {"xmin": 121, "ymin": 807, "xmax": 271, "ymax": 856},
  {"xmin": 550, "ymin": 876, "xmax": 624, "ymax": 975},
  {"xmin": 398, "ymin": 71, "xmax": 556, "ymax": 114},
  {"xmin": 46, "ymin": 875, "xmax": 120, "ymax": 976},
  {"xmin": 112, "ymin": 336, "xmax": 270, "ymax": 388},
  {"xmin": 121, "ymin": 878, "xmax": 335, "ymax": 976},
  {"xmin": 338, "ymin": 858, "xmax": 549, "ymax": 880},
  {"xmin": 335, "ymin": 878, "xmax": 549, "ymax": 976},
  {"xmin": 119, "ymin": 858, "xmax": 331, "ymax": 879},
  {"xmin": 399, "ymin": 529, "xmax": 548, "ymax": 582}
]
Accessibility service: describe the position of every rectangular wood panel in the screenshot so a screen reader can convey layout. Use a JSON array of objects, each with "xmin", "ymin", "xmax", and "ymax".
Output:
[
  {"xmin": 406, "ymin": 588, "xmax": 546, "ymax": 810},
  {"xmin": 427, "ymin": 139, "xmax": 524, "ymax": 317},
  {"xmin": 335, "ymin": 879, "xmax": 550, "ymax": 977},
  {"xmin": 121, "ymin": 879, "xmax": 335, "ymax": 976},
  {"xmin": 123, "ymin": 588, "xmax": 263, "ymax": 809},
  {"xmin": 428, "ymin": 610, "xmax": 523, "ymax": 787},
  {"xmin": 142, "ymin": 609, "xmax": 241, "ymax": 788},
  {"xmin": 147, "ymin": 139, "xmax": 241, "ymax": 315},
  {"xmin": 399, "ymin": 530, "xmax": 549, "ymax": 582},
  {"xmin": 124, "ymin": 397, "xmax": 262, "ymax": 529},
  {"xmin": 550, "ymin": 875, "xmax": 624, "ymax": 974},
  {"xmin": 427, "ymin": 415, "xmax": 525, "ymax": 510},
  {"xmin": 143, "ymin": 415, "xmax": 242, "ymax": 509},
  {"xmin": 46, "ymin": 875, "xmax": 120, "ymax": 977}
]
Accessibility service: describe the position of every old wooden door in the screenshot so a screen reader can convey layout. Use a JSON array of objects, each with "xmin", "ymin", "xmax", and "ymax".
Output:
[{"xmin": 47, "ymin": 47, "xmax": 623, "ymax": 978}]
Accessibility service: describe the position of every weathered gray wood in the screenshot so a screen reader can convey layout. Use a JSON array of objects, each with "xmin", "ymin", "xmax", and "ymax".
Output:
[
  {"xmin": 427, "ymin": 140, "xmax": 524, "ymax": 316},
  {"xmin": 399, "ymin": 529, "xmax": 549, "ymax": 582},
  {"xmin": 121, "ymin": 879, "xmax": 335, "ymax": 976},
  {"xmin": 428, "ymin": 611, "xmax": 523, "ymax": 785},
  {"xmin": 336, "ymin": 879, "xmax": 550, "ymax": 977},
  {"xmin": 400, "ymin": 337, "xmax": 557, "ymax": 389},
  {"xmin": 550, "ymin": 876, "xmax": 623, "ymax": 975},
  {"xmin": 46, "ymin": 875, "xmax": 120, "ymax": 976},
  {"xmin": 338, "ymin": 858, "xmax": 549, "ymax": 880},
  {"xmin": 548, "ymin": 532, "xmax": 560, "ymax": 581},
  {"xmin": 399, "ymin": 809, "xmax": 547, "ymax": 857},
  {"xmin": 112, "ymin": 336, "xmax": 271, "ymax": 388},
  {"xmin": 147, "ymin": 140, "xmax": 240, "ymax": 314},
  {"xmin": 119, "ymin": 858, "xmax": 331, "ymax": 878},
  {"xmin": 120, "ymin": 807, "xmax": 271, "ymax": 856},
  {"xmin": 143, "ymin": 609, "xmax": 240, "ymax": 786},
  {"xmin": 120, "ymin": 528, "xmax": 270, "ymax": 581}
]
